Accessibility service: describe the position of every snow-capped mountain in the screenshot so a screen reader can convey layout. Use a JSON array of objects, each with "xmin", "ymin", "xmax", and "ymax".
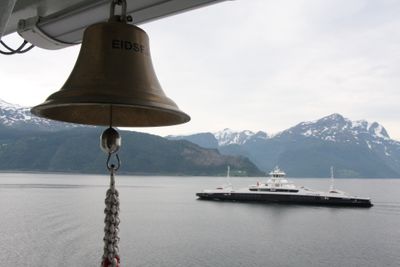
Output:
[
  {"xmin": 167, "ymin": 114, "xmax": 400, "ymax": 178},
  {"xmin": 167, "ymin": 129, "xmax": 269, "ymax": 148},
  {"xmin": 278, "ymin": 113, "xmax": 390, "ymax": 142},
  {"xmin": 213, "ymin": 129, "xmax": 268, "ymax": 146},
  {"xmin": 0, "ymin": 99, "xmax": 82, "ymax": 131},
  {"xmin": 277, "ymin": 113, "xmax": 400, "ymax": 161}
]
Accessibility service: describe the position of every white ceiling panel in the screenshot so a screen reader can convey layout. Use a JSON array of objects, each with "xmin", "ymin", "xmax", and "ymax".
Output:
[{"xmin": 4, "ymin": 0, "xmax": 229, "ymax": 38}]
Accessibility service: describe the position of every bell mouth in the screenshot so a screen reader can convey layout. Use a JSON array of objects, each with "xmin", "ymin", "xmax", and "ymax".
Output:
[{"xmin": 31, "ymin": 103, "xmax": 190, "ymax": 127}]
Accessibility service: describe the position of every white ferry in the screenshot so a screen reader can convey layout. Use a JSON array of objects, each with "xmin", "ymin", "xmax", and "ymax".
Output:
[{"xmin": 196, "ymin": 167, "xmax": 373, "ymax": 207}]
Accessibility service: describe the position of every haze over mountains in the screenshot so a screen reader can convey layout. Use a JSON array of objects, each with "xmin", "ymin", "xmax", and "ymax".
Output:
[
  {"xmin": 168, "ymin": 114, "xmax": 400, "ymax": 178},
  {"xmin": 0, "ymin": 99, "xmax": 260, "ymax": 176},
  {"xmin": 1, "ymin": 99, "xmax": 400, "ymax": 178}
]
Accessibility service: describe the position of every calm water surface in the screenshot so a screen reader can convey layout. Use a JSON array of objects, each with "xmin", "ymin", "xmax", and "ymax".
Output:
[{"xmin": 0, "ymin": 173, "xmax": 399, "ymax": 267}]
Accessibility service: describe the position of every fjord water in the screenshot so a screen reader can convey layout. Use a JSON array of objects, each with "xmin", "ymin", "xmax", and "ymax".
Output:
[{"xmin": 0, "ymin": 174, "xmax": 399, "ymax": 267}]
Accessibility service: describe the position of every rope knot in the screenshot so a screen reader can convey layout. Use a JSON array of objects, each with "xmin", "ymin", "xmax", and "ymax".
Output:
[{"xmin": 101, "ymin": 170, "xmax": 120, "ymax": 267}]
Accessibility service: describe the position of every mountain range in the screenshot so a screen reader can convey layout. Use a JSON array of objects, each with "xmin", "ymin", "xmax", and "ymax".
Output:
[
  {"xmin": 0, "ymin": 99, "xmax": 261, "ymax": 176},
  {"xmin": 2, "ymin": 98, "xmax": 400, "ymax": 178},
  {"xmin": 168, "ymin": 114, "xmax": 400, "ymax": 178}
]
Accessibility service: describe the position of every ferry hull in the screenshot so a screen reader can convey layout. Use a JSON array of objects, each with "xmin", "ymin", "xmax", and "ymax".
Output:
[{"xmin": 196, "ymin": 192, "xmax": 373, "ymax": 207}]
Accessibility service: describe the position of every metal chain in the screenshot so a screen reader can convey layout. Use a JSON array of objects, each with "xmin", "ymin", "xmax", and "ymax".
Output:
[{"xmin": 101, "ymin": 164, "xmax": 121, "ymax": 267}]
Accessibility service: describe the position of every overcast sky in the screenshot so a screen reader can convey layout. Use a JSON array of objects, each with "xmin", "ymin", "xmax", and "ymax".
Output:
[{"xmin": 1, "ymin": 0, "xmax": 400, "ymax": 139}]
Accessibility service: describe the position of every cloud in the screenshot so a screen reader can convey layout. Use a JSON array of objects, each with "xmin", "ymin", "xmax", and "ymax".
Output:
[
  {"xmin": 147, "ymin": 0, "xmax": 400, "ymax": 138},
  {"xmin": 1, "ymin": 0, "xmax": 400, "ymax": 138}
]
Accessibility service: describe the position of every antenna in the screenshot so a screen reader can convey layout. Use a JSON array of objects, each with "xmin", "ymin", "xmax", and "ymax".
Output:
[
  {"xmin": 330, "ymin": 166, "xmax": 334, "ymax": 192},
  {"xmin": 227, "ymin": 165, "xmax": 231, "ymax": 186}
]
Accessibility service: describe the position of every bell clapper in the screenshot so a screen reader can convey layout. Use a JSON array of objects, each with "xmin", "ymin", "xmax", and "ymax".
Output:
[{"xmin": 101, "ymin": 105, "xmax": 122, "ymax": 267}]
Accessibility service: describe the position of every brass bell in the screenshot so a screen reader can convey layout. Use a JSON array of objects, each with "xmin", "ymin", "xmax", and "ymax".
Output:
[{"xmin": 31, "ymin": 8, "xmax": 190, "ymax": 127}]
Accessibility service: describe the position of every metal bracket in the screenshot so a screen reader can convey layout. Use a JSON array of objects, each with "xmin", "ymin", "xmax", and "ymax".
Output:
[{"xmin": 17, "ymin": 16, "xmax": 77, "ymax": 50}]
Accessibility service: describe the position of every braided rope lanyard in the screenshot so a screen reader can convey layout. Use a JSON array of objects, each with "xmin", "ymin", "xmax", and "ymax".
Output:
[{"xmin": 101, "ymin": 154, "xmax": 121, "ymax": 267}]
